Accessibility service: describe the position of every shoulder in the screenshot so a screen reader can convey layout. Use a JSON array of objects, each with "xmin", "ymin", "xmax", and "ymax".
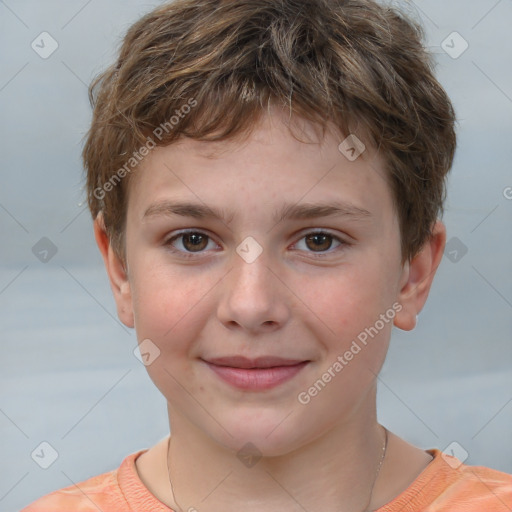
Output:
[
  {"xmin": 447, "ymin": 456, "xmax": 512, "ymax": 508},
  {"xmin": 20, "ymin": 451, "xmax": 144, "ymax": 512},
  {"xmin": 380, "ymin": 449, "xmax": 512, "ymax": 512}
]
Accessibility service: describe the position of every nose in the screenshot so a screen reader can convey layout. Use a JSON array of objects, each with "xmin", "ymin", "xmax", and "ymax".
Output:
[{"xmin": 216, "ymin": 242, "xmax": 290, "ymax": 334}]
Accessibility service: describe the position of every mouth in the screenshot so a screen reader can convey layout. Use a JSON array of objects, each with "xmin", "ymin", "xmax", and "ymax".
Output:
[
  {"xmin": 204, "ymin": 355, "xmax": 308, "ymax": 369},
  {"xmin": 201, "ymin": 356, "xmax": 310, "ymax": 391}
]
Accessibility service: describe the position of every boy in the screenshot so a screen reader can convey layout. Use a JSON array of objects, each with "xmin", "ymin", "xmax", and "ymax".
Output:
[{"xmin": 22, "ymin": 0, "xmax": 512, "ymax": 510}]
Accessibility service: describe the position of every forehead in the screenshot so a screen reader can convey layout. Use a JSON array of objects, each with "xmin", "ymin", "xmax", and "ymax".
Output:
[{"xmin": 126, "ymin": 108, "xmax": 394, "ymax": 227}]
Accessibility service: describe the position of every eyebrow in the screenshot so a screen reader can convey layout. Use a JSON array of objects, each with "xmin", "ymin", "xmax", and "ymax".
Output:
[{"xmin": 142, "ymin": 200, "xmax": 372, "ymax": 225}]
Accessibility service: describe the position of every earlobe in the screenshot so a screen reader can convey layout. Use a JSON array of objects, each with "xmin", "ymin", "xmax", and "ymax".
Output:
[
  {"xmin": 393, "ymin": 220, "xmax": 446, "ymax": 331},
  {"xmin": 93, "ymin": 214, "xmax": 135, "ymax": 328}
]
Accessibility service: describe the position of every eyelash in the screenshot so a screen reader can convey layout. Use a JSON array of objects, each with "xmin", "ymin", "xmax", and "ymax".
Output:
[{"xmin": 163, "ymin": 229, "xmax": 349, "ymax": 259}]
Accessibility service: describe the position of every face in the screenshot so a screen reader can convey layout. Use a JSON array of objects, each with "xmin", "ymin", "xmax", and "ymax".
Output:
[{"xmin": 103, "ymin": 108, "xmax": 424, "ymax": 456}]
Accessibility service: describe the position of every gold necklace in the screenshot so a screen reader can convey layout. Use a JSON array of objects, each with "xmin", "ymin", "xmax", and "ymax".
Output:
[{"xmin": 166, "ymin": 425, "xmax": 388, "ymax": 512}]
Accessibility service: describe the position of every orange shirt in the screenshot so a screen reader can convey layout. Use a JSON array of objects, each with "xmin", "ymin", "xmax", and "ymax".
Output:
[{"xmin": 21, "ymin": 448, "xmax": 512, "ymax": 512}]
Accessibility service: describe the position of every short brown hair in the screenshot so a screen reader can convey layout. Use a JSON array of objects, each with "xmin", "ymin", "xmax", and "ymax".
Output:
[{"xmin": 83, "ymin": 0, "xmax": 456, "ymax": 264}]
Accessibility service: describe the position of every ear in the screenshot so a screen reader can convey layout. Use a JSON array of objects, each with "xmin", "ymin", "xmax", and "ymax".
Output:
[
  {"xmin": 93, "ymin": 213, "xmax": 134, "ymax": 328},
  {"xmin": 394, "ymin": 220, "xmax": 446, "ymax": 331}
]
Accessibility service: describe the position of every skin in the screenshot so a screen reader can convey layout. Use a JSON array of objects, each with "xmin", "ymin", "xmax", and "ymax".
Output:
[{"xmin": 94, "ymin": 106, "xmax": 445, "ymax": 512}]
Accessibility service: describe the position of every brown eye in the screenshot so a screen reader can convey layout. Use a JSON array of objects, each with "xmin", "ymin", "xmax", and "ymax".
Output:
[
  {"xmin": 165, "ymin": 230, "xmax": 216, "ymax": 256},
  {"xmin": 181, "ymin": 233, "xmax": 209, "ymax": 252},
  {"xmin": 294, "ymin": 230, "xmax": 346, "ymax": 257},
  {"xmin": 304, "ymin": 232, "xmax": 334, "ymax": 252}
]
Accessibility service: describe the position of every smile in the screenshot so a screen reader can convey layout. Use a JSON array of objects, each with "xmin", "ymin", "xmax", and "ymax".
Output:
[{"xmin": 202, "ymin": 359, "xmax": 310, "ymax": 391}]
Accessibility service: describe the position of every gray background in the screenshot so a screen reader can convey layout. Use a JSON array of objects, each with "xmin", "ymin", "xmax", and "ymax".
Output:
[{"xmin": 1, "ymin": 0, "xmax": 511, "ymax": 510}]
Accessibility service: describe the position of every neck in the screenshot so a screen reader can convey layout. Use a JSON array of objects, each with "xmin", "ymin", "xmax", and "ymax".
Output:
[{"xmin": 165, "ymin": 392, "xmax": 388, "ymax": 512}]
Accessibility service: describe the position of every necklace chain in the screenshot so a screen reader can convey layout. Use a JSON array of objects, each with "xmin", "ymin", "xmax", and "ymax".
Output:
[
  {"xmin": 362, "ymin": 425, "xmax": 388, "ymax": 512},
  {"xmin": 166, "ymin": 425, "xmax": 388, "ymax": 512}
]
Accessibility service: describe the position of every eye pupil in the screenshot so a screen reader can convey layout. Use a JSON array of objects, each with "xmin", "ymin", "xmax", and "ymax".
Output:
[
  {"xmin": 306, "ymin": 233, "xmax": 332, "ymax": 251},
  {"xmin": 183, "ymin": 233, "xmax": 208, "ymax": 251}
]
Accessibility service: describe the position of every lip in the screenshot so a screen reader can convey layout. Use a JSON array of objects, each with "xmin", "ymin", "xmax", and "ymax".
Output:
[
  {"xmin": 205, "ymin": 356, "xmax": 307, "ymax": 369},
  {"xmin": 202, "ymin": 356, "xmax": 310, "ymax": 391}
]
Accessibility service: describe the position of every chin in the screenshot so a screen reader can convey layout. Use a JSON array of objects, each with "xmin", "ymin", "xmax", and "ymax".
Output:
[{"xmin": 205, "ymin": 409, "xmax": 316, "ymax": 458}]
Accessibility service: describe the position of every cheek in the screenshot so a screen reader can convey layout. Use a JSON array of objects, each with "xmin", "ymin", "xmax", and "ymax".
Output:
[
  {"xmin": 304, "ymin": 263, "xmax": 395, "ymax": 339},
  {"xmin": 130, "ymin": 261, "xmax": 210, "ymax": 343},
  {"xmin": 298, "ymin": 267, "xmax": 395, "ymax": 405},
  {"xmin": 129, "ymin": 266, "xmax": 212, "ymax": 401}
]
